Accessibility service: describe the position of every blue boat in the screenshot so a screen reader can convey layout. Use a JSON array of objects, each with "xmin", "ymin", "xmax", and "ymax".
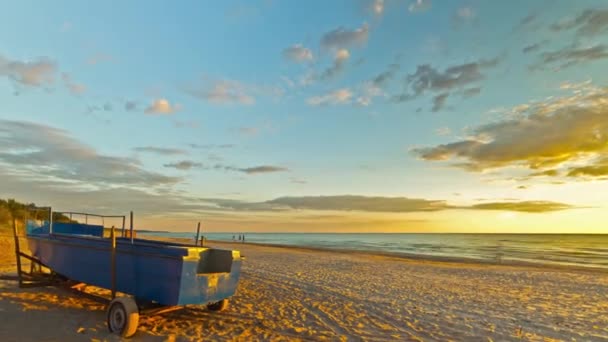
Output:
[{"xmin": 24, "ymin": 216, "xmax": 243, "ymax": 337}]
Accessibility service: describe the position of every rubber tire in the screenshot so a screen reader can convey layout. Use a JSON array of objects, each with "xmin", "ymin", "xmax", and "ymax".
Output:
[
  {"xmin": 107, "ymin": 297, "xmax": 140, "ymax": 338},
  {"xmin": 207, "ymin": 299, "xmax": 229, "ymax": 311}
]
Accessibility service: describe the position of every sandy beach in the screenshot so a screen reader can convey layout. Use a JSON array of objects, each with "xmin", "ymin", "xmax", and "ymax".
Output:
[{"xmin": 1, "ymin": 235, "xmax": 607, "ymax": 341}]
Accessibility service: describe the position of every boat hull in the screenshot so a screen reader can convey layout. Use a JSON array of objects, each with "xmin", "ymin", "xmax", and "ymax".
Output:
[{"xmin": 27, "ymin": 233, "xmax": 242, "ymax": 306}]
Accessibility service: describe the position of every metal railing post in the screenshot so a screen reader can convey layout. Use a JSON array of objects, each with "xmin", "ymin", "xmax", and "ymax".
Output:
[
  {"xmin": 110, "ymin": 225, "xmax": 116, "ymax": 299},
  {"xmin": 121, "ymin": 216, "xmax": 126, "ymax": 238},
  {"xmin": 195, "ymin": 222, "xmax": 201, "ymax": 246},
  {"xmin": 48, "ymin": 207, "xmax": 53, "ymax": 235},
  {"xmin": 129, "ymin": 211, "xmax": 134, "ymax": 244}
]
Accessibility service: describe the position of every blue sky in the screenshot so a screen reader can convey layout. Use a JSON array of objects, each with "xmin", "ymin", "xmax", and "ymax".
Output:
[{"xmin": 2, "ymin": 0, "xmax": 608, "ymax": 232}]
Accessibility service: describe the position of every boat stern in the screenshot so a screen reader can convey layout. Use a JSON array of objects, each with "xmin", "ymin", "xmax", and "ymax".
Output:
[{"xmin": 177, "ymin": 248, "xmax": 243, "ymax": 305}]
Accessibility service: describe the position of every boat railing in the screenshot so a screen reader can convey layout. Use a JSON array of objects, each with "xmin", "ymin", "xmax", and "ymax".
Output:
[{"xmin": 22, "ymin": 206, "xmax": 134, "ymax": 241}]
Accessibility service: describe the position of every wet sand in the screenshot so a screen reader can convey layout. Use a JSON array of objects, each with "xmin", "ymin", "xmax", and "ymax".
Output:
[{"xmin": 0, "ymin": 235, "xmax": 607, "ymax": 341}]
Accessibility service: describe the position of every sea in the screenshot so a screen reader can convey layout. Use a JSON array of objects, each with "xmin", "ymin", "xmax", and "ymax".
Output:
[{"xmin": 141, "ymin": 232, "xmax": 608, "ymax": 271}]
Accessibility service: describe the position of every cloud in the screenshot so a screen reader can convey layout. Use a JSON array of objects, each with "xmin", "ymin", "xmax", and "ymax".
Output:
[
  {"xmin": 290, "ymin": 177, "xmax": 307, "ymax": 184},
  {"xmin": 0, "ymin": 119, "xmax": 179, "ymax": 188},
  {"xmin": 551, "ymin": 9, "xmax": 608, "ymax": 37},
  {"xmin": 163, "ymin": 160, "xmax": 203, "ymax": 170},
  {"xmin": 522, "ymin": 41, "xmax": 545, "ymax": 54},
  {"xmin": 307, "ymin": 88, "xmax": 353, "ymax": 106},
  {"xmin": 133, "ymin": 146, "xmax": 188, "ymax": 155},
  {"xmin": 168, "ymin": 162, "xmax": 288, "ymax": 175},
  {"xmin": 184, "ymin": 77, "xmax": 282, "ymax": 105},
  {"xmin": 185, "ymin": 78, "xmax": 254, "ymax": 105},
  {"xmin": 535, "ymin": 44, "xmax": 608, "ymax": 70},
  {"xmin": 145, "ymin": 98, "xmax": 180, "ymax": 114},
  {"xmin": 412, "ymin": 85, "xmax": 608, "ymax": 180},
  {"xmin": 369, "ymin": 0, "xmax": 384, "ymax": 15},
  {"xmin": 320, "ymin": 49, "xmax": 350, "ymax": 80},
  {"xmin": 453, "ymin": 6, "xmax": 476, "ymax": 27},
  {"xmin": 530, "ymin": 169, "xmax": 559, "ymax": 177},
  {"xmin": 394, "ymin": 57, "xmax": 499, "ymax": 103},
  {"xmin": 355, "ymin": 82, "xmax": 383, "ymax": 106},
  {"xmin": 283, "ymin": 44, "xmax": 313, "ymax": 63},
  {"xmin": 240, "ymin": 165, "xmax": 289, "ymax": 174},
  {"xmin": 215, "ymin": 195, "xmax": 449, "ymax": 212},
  {"xmin": 204, "ymin": 195, "xmax": 575, "ymax": 214},
  {"xmin": 431, "ymin": 93, "xmax": 449, "ymax": 112},
  {"xmin": 61, "ymin": 73, "xmax": 86, "ymax": 95},
  {"xmin": 124, "ymin": 101, "xmax": 137, "ymax": 111},
  {"xmin": 519, "ymin": 13, "xmax": 537, "ymax": 27},
  {"xmin": 321, "ymin": 23, "xmax": 369, "ymax": 50},
  {"xmin": 435, "ymin": 127, "xmax": 451, "ymax": 136},
  {"xmin": 0, "ymin": 55, "xmax": 57, "ymax": 88},
  {"xmin": 566, "ymin": 157, "xmax": 608, "ymax": 178},
  {"xmin": 371, "ymin": 63, "xmax": 400, "ymax": 88},
  {"xmin": 462, "ymin": 87, "xmax": 481, "ymax": 98},
  {"xmin": 189, "ymin": 144, "xmax": 235, "ymax": 149},
  {"xmin": 469, "ymin": 201, "xmax": 573, "ymax": 213},
  {"xmin": 408, "ymin": 0, "xmax": 431, "ymax": 13}
]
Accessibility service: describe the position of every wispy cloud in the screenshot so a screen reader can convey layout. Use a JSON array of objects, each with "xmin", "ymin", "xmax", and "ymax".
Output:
[
  {"xmin": 145, "ymin": 98, "xmax": 181, "ymax": 114},
  {"xmin": 124, "ymin": 100, "xmax": 138, "ymax": 111},
  {"xmin": 321, "ymin": 23, "xmax": 369, "ymax": 50},
  {"xmin": 551, "ymin": 9, "xmax": 608, "ymax": 37},
  {"xmin": 431, "ymin": 92, "xmax": 449, "ymax": 112},
  {"xmin": 133, "ymin": 146, "xmax": 188, "ymax": 155},
  {"xmin": 522, "ymin": 40, "xmax": 548, "ymax": 54},
  {"xmin": 320, "ymin": 49, "xmax": 350, "ymax": 80},
  {"xmin": 184, "ymin": 77, "xmax": 282, "ymax": 105},
  {"xmin": 534, "ymin": 44, "xmax": 608, "ymax": 70},
  {"xmin": 307, "ymin": 88, "xmax": 353, "ymax": 106},
  {"xmin": 369, "ymin": 0, "xmax": 384, "ymax": 15},
  {"xmin": 163, "ymin": 160, "xmax": 203, "ymax": 170},
  {"xmin": 204, "ymin": 195, "xmax": 574, "ymax": 214},
  {"xmin": 408, "ymin": 0, "xmax": 431, "ymax": 13},
  {"xmin": 61, "ymin": 73, "xmax": 86, "ymax": 95},
  {"xmin": 0, "ymin": 54, "xmax": 57, "ymax": 89},
  {"xmin": 469, "ymin": 201, "xmax": 573, "ymax": 213},
  {"xmin": 189, "ymin": 143, "xmax": 235, "ymax": 149},
  {"xmin": 185, "ymin": 78, "xmax": 254, "ymax": 105},
  {"xmin": 435, "ymin": 127, "xmax": 451, "ymax": 136},
  {"xmin": 283, "ymin": 44, "xmax": 313, "ymax": 63},
  {"xmin": 371, "ymin": 63, "xmax": 400, "ymax": 88},
  {"xmin": 453, "ymin": 6, "xmax": 476, "ymax": 27},
  {"xmin": 240, "ymin": 165, "xmax": 289, "ymax": 174},
  {"xmin": 462, "ymin": 87, "xmax": 481, "ymax": 98}
]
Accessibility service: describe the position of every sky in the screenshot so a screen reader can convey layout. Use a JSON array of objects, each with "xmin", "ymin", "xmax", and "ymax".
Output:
[{"xmin": 1, "ymin": 0, "xmax": 608, "ymax": 233}]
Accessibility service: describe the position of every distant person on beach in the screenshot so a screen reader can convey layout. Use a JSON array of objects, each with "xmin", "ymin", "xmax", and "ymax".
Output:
[
  {"xmin": 242, "ymin": 234, "xmax": 245, "ymax": 243},
  {"xmin": 232, "ymin": 235, "xmax": 235, "ymax": 242}
]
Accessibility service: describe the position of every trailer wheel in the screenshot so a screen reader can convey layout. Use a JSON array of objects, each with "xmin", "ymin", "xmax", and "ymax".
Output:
[
  {"xmin": 207, "ymin": 299, "xmax": 229, "ymax": 311},
  {"xmin": 107, "ymin": 297, "xmax": 139, "ymax": 338}
]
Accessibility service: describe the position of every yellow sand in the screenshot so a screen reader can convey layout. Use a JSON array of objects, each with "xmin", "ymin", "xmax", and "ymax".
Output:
[{"xmin": 0, "ymin": 235, "xmax": 607, "ymax": 341}]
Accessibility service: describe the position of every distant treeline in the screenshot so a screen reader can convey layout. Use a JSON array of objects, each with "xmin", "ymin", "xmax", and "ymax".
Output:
[{"xmin": 0, "ymin": 199, "xmax": 72, "ymax": 229}]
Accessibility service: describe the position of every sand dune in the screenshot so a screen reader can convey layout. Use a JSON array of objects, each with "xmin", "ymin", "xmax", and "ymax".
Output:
[{"xmin": 1, "ymin": 235, "xmax": 607, "ymax": 341}]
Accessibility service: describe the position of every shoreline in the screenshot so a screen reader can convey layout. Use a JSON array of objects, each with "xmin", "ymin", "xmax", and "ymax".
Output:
[{"xmin": 143, "ymin": 235, "xmax": 608, "ymax": 274}]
